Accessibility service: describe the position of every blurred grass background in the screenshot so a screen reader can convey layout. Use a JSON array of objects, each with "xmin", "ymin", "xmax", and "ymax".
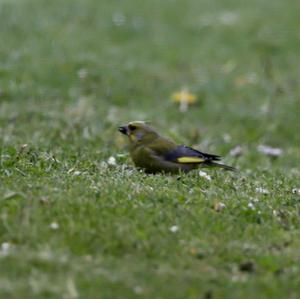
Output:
[{"xmin": 1, "ymin": 0, "xmax": 300, "ymax": 298}]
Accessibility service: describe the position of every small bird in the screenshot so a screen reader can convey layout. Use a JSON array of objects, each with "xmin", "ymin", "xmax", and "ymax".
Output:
[{"xmin": 118, "ymin": 121, "xmax": 236, "ymax": 174}]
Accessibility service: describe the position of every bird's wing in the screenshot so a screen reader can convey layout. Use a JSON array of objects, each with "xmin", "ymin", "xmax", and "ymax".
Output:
[
  {"xmin": 164, "ymin": 145, "xmax": 221, "ymax": 164},
  {"xmin": 147, "ymin": 138, "xmax": 221, "ymax": 164},
  {"xmin": 145, "ymin": 137, "xmax": 178, "ymax": 156}
]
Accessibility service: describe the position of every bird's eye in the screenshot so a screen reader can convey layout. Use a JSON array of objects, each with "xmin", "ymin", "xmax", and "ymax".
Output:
[{"xmin": 129, "ymin": 125, "xmax": 137, "ymax": 131}]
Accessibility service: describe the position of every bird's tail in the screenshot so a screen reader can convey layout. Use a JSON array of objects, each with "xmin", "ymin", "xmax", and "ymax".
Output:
[{"xmin": 206, "ymin": 162, "xmax": 237, "ymax": 171}]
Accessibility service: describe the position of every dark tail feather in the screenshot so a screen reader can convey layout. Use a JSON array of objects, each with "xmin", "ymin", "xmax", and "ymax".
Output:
[{"xmin": 207, "ymin": 162, "xmax": 237, "ymax": 171}]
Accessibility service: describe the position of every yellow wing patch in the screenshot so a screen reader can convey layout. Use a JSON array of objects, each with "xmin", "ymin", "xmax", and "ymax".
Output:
[{"xmin": 177, "ymin": 157, "xmax": 204, "ymax": 163}]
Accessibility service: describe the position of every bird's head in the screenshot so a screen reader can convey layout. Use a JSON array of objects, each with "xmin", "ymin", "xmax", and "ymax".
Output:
[{"xmin": 118, "ymin": 121, "xmax": 158, "ymax": 145}]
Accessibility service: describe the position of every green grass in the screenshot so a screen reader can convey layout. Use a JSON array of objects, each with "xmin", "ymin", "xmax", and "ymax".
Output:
[{"xmin": 1, "ymin": 0, "xmax": 300, "ymax": 298}]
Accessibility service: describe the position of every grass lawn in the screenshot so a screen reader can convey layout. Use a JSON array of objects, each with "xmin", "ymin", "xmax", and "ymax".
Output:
[{"xmin": 1, "ymin": 0, "xmax": 300, "ymax": 298}]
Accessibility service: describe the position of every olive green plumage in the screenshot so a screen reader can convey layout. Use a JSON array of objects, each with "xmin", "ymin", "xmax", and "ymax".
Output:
[{"xmin": 118, "ymin": 121, "xmax": 236, "ymax": 174}]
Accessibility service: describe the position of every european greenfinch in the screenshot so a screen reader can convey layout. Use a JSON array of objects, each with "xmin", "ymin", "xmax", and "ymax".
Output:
[{"xmin": 118, "ymin": 121, "xmax": 236, "ymax": 174}]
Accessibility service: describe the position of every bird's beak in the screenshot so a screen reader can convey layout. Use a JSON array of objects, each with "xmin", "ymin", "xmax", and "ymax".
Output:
[{"xmin": 118, "ymin": 125, "xmax": 128, "ymax": 135}]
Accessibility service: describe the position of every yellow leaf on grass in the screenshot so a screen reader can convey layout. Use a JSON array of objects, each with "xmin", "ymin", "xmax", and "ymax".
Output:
[
  {"xmin": 171, "ymin": 89, "xmax": 197, "ymax": 104},
  {"xmin": 171, "ymin": 88, "xmax": 197, "ymax": 112}
]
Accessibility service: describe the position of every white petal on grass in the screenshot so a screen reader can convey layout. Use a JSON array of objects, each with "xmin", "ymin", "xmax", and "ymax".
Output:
[
  {"xmin": 199, "ymin": 171, "xmax": 212, "ymax": 181},
  {"xmin": 219, "ymin": 11, "xmax": 239, "ymax": 25},
  {"xmin": 257, "ymin": 144, "xmax": 283, "ymax": 157},
  {"xmin": 248, "ymin": 202, "xmax": 255, "ymax": 210},
  {"xmin": 49, "ymin": 222, "xmax": 59, "ymax": 230},
  {"xmin": 133, "ymin": 286, "xmax": 143, "ymax": 295},
  {"xmin": 20, "ymin": 143, "xmax": 28, "ymax": 151},
  {"xmin": 100, "ymin": 161, "xmax": 108, "ymax": 169},
  {"xmin": 112, "ymin": 12, "xmax": 126, "ymax": 26},
  {"xmin": 230, "ymin": 145, "xmax": 243, "ymax": 157},
  {"xmin": 169, "ymin": 225, "xmax": 179, "ymax": 233},
  {"xmin": 292, "ymin": 188, "xmax": 300, "ymax": 195},
  {"xmin": 245, "ymin": 72, "xmax": 258, "ymax": 84},
  {"xmin": 107, "ymin": 156, "xmax": 117, "ymax": 166},
  {"xmin": 68, "ymin": 168, "xmax": 74, "ymax": 174},
  {"xmin": 255, "ymin": 187, "xmax": 269, "ymax": 195},
  {"xmin": 66, "ymin": 278, "xmax": 79, "ymax": 299},
  {"xmin": 77, "ymin": 68, "xmax": 87, "ymax": 79},
  {"xmin": 68, "ymin": 168, "xmax": 81, "ymax": 176},
  {"xmin": 223, "ymin": 133, "xmax": 232, "ymax": 143},
  {"xmin": 1, "ymin": 242, "xmax": 11, "ymax": 255},
  {"xmin": 39, "ymin": 249, "xmax": 53, "ymax": 261},
  {"xmin": 214, "ymin": 202, "xmax": 226, "ymax": 212},
  {"xmin": 260, "ymin": 103, "xmax": 270, "ymax": 114}
]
